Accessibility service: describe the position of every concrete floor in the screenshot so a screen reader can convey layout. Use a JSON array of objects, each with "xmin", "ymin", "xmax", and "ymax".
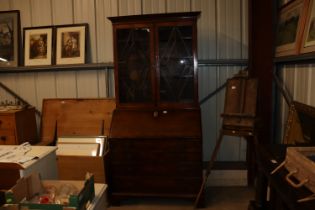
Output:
[{"xmin": 108, "ymin": 186, "xmax": 255, "ymax": 210}]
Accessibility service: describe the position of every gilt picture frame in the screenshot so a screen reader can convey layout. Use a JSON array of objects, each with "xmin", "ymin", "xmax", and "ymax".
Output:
[
  {"xmin": 275, "ymin": 0, "xmax": 309, "ymax": 57},
  {"xmin": 300, "ymin": 0, "xmax": 315, "ymax": 53},
  {"xmin": 23, "ymin": 26, "xmax": 54, "ymax": 66},
  {"xmin": 0, "ymin": 10, "xmax": 21, "ymax": 67},
  {"xmin": 55, "ymin": 24, "xmax": 88, "ymax": 65}
]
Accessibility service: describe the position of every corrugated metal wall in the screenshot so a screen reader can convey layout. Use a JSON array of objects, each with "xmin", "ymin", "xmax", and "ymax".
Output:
[
  {"xmin": 0, "ymin": 0, "xmax": 249, "ymax": 161},
  {"xmin": 277, "ymin": 64, "xmax": 315, "ymax": 142}
]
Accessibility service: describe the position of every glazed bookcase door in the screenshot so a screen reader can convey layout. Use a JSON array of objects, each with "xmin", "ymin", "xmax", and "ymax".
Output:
[
  {"xmin": 115, "ymin": 25, "xmax": 155, "ymax": 107},
  {"xmin": 157, "ymin": 22, "xmax": 198, "ymax": 108}
]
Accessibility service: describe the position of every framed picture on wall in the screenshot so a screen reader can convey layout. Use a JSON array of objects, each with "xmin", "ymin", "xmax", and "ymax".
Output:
[
  {"xmin": 278, "ymin": 0, "xmax": 294, "ymax": 8},
  {"xmin": 300, "ymin": 0, "xmax": 315, "ymax": 53},
  {"xmin": 0, "ymin": 10, "xmax": 21, "ymax": 67},
  {"xmin": 23, "ymin": 26, "xmax": 54, "ymax": 66},
  {"xmin": 275, "ymin": 0, "xmax": 309, "ymax": 57},
  {"xmin": 55, "ymin": 24, "xmax": 88, "ymax": 65}
]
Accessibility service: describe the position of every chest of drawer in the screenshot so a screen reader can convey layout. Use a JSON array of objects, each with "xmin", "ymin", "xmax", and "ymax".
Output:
[
  {"xmin": 0, "ymin": 108, "xmax": 37, "ymax": 145},
  {"xmin": 0, "ymin": 129, "xmax": 17, "ymax": 145},
  {"xmin": 109, "ymin": 138, "xmax": 202, "ymax": 163},
  {"xmin": 0, "ymin": 116, "xmax": 15, "ymax": 129}
]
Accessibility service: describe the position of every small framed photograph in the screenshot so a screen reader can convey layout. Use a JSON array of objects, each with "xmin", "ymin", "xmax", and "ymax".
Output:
[
  {"xmin": 55, "ymin": 24, "xmax": 88, "ymax": 65},
  {"xmin": 275, "ymin": 0, "xmax": 309, "ymax": 57},
  {"xmin": 23, "ymin": 26, "xmax": 54, "ymax": 66},
  {"xmin": 0, "ymin": 10, "xmax": 21, "ymax": 67},
  {"xmin": 300, "ymin": 0, "xmax": 315, "ymax": 53}
]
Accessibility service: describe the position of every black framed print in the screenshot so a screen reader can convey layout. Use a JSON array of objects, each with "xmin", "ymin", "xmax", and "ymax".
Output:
[
  {"xmin": 0, "ymin": 10, "xmax": 21, "ymax": 67},
  {"xmin": 55, "ymin": 24, "xmax": 88, "ymax": 65},
  {"xmin": 23, "ymin": 26, "xmax": 53, "ymax": 66}
]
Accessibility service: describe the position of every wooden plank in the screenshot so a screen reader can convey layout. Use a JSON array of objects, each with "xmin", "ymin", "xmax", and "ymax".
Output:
[{"xmin": 40, "ymin": 98, "xmax": 116, "ymax": 143}]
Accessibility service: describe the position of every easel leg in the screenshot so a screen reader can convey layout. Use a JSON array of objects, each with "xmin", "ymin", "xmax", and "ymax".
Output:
[
  {"xmin": 246, "ymin": 136, "xmax": 254, "ymax": 186},
  {"xmin": 194, "ymin": 131, "xmax": 224, "ymax": 208}
]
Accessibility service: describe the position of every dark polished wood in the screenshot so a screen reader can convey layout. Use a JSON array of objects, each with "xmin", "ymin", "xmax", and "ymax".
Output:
[
  {"xmin": 108, "ymin": 12, "xmax": 201, "ymax": 24},
  {"xmin": 108, "ymin": 109, "xmax": 203, "ymax": 202},
  {"xmin": 248, "ymin": 0, "xmax": 275, "ymax": 144},
  {"xmin": 0, "ymin": 108, "xmax": 38, "ymax": 145},
  {"xmin": 108, "ymin": 12, "xmax": 200, "ymax": 109},
  {"xmin": 108, "ymin": 12, "xmax": 203, "ymax": 206},
  {"xmin": 249, "ymin": 144, "xmax": 315, "ymax": 210}
]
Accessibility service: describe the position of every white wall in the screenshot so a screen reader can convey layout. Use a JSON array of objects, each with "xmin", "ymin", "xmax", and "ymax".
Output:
[{"xmin": 0, "ymin": 0, "xmax": 249, "ymax": 162}]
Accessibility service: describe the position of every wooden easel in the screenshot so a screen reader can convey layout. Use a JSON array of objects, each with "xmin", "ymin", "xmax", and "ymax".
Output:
[{"xmin": 194, "ymin": 71, "xmax": 258, "ymax": 208}]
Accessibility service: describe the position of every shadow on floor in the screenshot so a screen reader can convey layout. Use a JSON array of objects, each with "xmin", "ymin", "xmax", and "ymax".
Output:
[{"xmin": 108, "ymin": 186, "xmax": 255, "ymax": 210}]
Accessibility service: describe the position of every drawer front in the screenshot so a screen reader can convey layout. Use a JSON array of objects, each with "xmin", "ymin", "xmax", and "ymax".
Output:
[
  {"xmin": 110, "ymin": 162, "xmax": 202, "ymax": 177},
  {"xmin": 0, "ymin": 129, "xmax": 17, "ymax": 145},
  {"xmin": 0, "ymin": 115, "xmax": 15, "ymax": 129},
  {"xmin": 109, "ymin": 138, "xmax": 202, "ymax": 163}
]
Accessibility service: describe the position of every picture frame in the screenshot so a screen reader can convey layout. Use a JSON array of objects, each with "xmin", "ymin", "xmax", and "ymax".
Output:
[
  {"xmin": 275, "ymin": 0, "xmax": 309, "ymax": 57},
  {"xmin": 55, "ymin": 24, "xmax": 88, "ymax": 65},
  {"xmin": 300, "ymin": 0, "xmax": 315, "ymax": 53},
  {"xmin": 278, "ymin": 0, "xmax": 294, "ymax": 8},
  {"xmin": 57, "ymin": 136, "xmax": 107, "ymax": 156},
  {"xmin": 23, "ymin": 26, "xmax": 54, "ymax": 66},
  {"xmin": 0, "ymin": 10, "xmax": 21, "ymax": 67},
  {"xmin": 56, "ymin": 142, "xmax": 100, "ymax": 156}
]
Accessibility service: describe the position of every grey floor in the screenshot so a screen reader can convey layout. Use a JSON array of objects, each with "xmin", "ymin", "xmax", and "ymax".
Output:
[{"xmin": 108, "ymin": 186, "xmax": 255, "ymax": 210}]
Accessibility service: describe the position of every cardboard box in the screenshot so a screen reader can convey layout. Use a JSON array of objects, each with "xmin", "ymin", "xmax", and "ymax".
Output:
[
  {"xmin": 5, "ymin": 173, "xmax": 95, "ymax": 210},
  {"xmin": 57, "ymin": 152, "xmax": 108, "ymax": 184},
  {"xmin": 0, "ymin": 146, "xmax": 58, "ymax": 206}
]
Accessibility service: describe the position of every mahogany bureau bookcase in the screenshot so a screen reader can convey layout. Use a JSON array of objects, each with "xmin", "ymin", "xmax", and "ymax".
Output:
[{"xmin": 107, "ymin": 12, "xmax": 203, "ymax": 205}]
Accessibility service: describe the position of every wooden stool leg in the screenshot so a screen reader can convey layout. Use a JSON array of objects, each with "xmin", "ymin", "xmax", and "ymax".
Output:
[
  {"xmin": 246, "ymin": 136, "xmax": 254, "ymax": 186},
  {"xmin": 194, "ymin": 131, "xmax": 224, "ymax": 208}
]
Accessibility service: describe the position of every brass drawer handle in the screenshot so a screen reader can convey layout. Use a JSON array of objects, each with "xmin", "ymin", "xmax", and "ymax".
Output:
[{"xmin": 285, "ymin": 170, "xmax": 309, "ymax": 188}]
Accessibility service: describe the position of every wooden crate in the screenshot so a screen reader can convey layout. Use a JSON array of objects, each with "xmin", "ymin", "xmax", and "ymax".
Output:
[
  {"xmin": 40, "ymin": 98, "xmax": 116, "ymax": 145},
  {"xmin": 285, "ymin": 147, "xmax": 315, "ymax": 193},
  {"xmin": 39, "ymin": 98, "xmax": 116, "ymax": 183}
]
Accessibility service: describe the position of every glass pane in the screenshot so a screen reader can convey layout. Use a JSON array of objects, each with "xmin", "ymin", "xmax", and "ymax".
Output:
[
  {"xmin": 117, "ymin": 28, "xmax": 152, "ymax": 103},
  {"xmin": 158, "ymin": 25, "xmax": 194, "ymax": 103}
]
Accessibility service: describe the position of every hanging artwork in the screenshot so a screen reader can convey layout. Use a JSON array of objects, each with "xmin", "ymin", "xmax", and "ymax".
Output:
[
  {"xmin": 55, "ymin": 24, "xmax": 88, "ymax": 65},
  {"xmin": 300, "ymin": 0, "xmax": 315, "ymax": 53},
  {"xmin": 275, "ymin": 0, "xmax": 309, "ymax": 57},
  {"xmin": 23, "ymin": 26, "xmax": 54, "ymax": 66},
  {"xmin": 0, "ymin": 10, "xmax": 21, "ymax": 67}
]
